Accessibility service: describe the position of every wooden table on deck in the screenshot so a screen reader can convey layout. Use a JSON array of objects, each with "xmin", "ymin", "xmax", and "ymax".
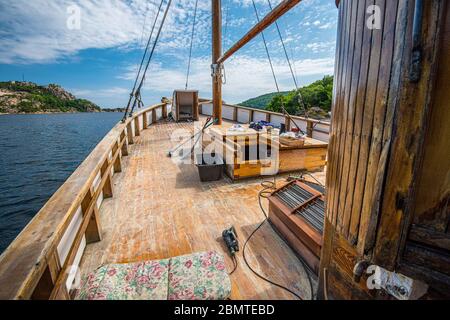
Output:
[{"xmin": 205, "ymin": 125, "xmax": 328, "ymax": 180}]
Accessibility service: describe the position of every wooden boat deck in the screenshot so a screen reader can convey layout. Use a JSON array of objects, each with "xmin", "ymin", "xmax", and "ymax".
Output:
[{"xmin": 79, "ymin": 118, "xmax": 325, "ymax": 300}]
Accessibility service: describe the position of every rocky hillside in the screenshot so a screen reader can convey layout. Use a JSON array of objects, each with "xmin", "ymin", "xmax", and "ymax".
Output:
[{"xmin": 0, "ymin": 81, "xmax": 101, "ymax": 114}]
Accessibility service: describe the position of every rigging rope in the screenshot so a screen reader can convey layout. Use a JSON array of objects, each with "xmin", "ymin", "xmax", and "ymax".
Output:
[
  {"xmin": 251, "ymin": 1, "xmax": 279, "ymax": 92},
  {"xmin": 224, "ymin": 0, "xmax": 231, "ymax": 44},
  {"xmin": 267, "ymin": 0, "xmax": 299, "ymax": 90},
  {"xmin": 267, "ymin": 0, "xmax": 320, "ymax": 128},
  {"xmin": 251, "ymin": 0, "xmax": 305, "ymax": 135},
  {"xmin": 127, "ymin": 0, "xmax": 173, "ymax": 119},
  {"xmin": 185, "ymin": 0, "xmax": 199, "ymax": 90},
  {"xmin": 123, "ymin": 0, "xmax": 165, "ymax": 121},
  {"xmin": 138, "ymin": 2, "xmax": 151, "ymax": 49}
]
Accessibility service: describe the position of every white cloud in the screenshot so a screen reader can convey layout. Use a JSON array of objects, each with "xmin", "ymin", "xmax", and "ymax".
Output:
[
  {"xmin": 120, "ymin": 55, "xmax": 334, "ymax": 104},
  {"xmin": 0, "ymin": 0, "xmax": 211, "ymax": 64},
  {"xmin": 306, "ymin": 41, "xmax": 335, "ymax": 53}
]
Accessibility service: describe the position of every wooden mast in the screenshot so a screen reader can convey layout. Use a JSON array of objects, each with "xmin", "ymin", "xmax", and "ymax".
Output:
[{"xmin": 212, "ymin": 0, "xmax": 223, "ymax": 125}]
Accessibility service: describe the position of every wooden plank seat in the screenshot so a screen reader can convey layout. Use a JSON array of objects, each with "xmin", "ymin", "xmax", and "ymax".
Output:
[{"xmin": 76, "ymin": 251, "xmax": 231, "ymax": 300}]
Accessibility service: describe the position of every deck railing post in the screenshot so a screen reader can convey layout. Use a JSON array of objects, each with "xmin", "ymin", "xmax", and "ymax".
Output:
[
  {"xmin": 285, "ymin": 116, "xmax": 291, "ymax": 131},
  {"xmin": 307, "ymin": 120, "xmax": 314, "ymax": 138},
  {"xmin": 83, "ymin": 189, "xmax": 102, "ymax": 244},
  {"xmin": 134, "ymin": 117, "xmax": 141, "ymax": 137},
  {"xmin": 126, "ymin": 123, "xmax": 134, "ymax": 145},
  {"xmin": 143, "ymin": 112, "xmax": 148, "ymax": 129},
  {"xmin": 162, "ymin": 104, "xmax": 168, "ymax": 119}
]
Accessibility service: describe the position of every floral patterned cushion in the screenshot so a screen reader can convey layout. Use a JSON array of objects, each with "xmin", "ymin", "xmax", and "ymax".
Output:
[
  {"xmin": 75, "ymin": 259, "xmax": 170, "ymax": 300},
  {"xmin": 168, "ymin": 251, "xmax": 231, "ymax": 300},
  {"xmin": 75, "ymin": 251, "xmax": 231, "ymax": 300}
]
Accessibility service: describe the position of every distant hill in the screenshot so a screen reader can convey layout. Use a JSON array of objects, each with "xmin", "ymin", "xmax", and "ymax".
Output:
[
  {"xmin": 240, "ymin": 91, "xmax": 290, "ymax": 109},
  {"xmin": 0, "ymin": 81, "xmax": 101, "ymax": 114}
]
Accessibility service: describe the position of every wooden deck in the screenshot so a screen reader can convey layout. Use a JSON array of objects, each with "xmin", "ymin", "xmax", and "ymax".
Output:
[{"xmin": 79, "ymin": 119, "xmax": 325, "ymax": 300}]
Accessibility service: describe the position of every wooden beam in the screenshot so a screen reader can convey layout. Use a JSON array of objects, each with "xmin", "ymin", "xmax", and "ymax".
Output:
[
  {"xmin": 212, "ymin": 0, "xmax": 223, "ymax": 125},
  {"xmin": 217, "ymin": 0, "xmax": 302, "ymax": 64}
]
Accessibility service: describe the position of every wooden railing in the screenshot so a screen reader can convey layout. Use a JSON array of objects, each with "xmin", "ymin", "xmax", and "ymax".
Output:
[
  {"xmin": 0, "ymin": 102, "xmax": 168, "ymax": 300},
  {"xmin": 199, "ymin": 101, "xmax": 331, "ymax": 142},
  {"xmin": 0, "ymin": 97, "xmax": 328, "ymax": 300}
]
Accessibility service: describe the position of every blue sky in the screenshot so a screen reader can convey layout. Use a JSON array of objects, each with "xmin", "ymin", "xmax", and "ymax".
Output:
[{"xmin": 0, "ymin": 0, "xmax": 338, "ymax": 107}]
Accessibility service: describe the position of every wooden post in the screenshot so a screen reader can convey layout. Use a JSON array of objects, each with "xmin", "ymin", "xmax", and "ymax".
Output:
[
  {"xmin": 233, "ymin": 106, "xmax": 238, "ymax": 122},
  {"xmin": 162, "ymin": 104, "xmax": 168, "ymax": 119},
  {"xmin": 249, "ymin": 110, "xmax": 254, "ymax": 123},
  {"xmin": 126, "ymin": 123, "xmax": 134, "ymax": 145},
  {"xmin": 82, "ymin": 190, "xmax": 102, "ymax": 244},
  {"xmin": 152, "ymin": 109, "xmax": 157, "ymax": 123},
  {"xmin": 121, "ymin": 139, "xmax": 129, "ymax": 157},
  {"xmin": 212, "ymin": 0, "xmax": 223, "ymax": 125},
  {"xmin": 307, "ymin": 120, "xmax": 314, "ymax": 138},
  {"xmin": 114, "ymin": 156, "xmax": 122, "ymax": 173},
  {"xmin": 101, "ymin": 160, "xmax": 113, "ymax": 199},
  {"xmin": 143, "ymin": 112, "xmax": 148, "ymax": 129},
  {"xmin": 134, "ymin": 117, "xmax": 140, "ymax": 137},
  {"xmin": 285, "ymin": 116, "xmax": 291, "ymax": 131},
  {"xmin": 266, "ymin": 113, "xmax": 271, "ymax": 123}
]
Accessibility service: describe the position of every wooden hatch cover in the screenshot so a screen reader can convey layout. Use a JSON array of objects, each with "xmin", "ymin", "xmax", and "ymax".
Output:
[{"xmin": 268, "ymin": 180, "xmax": 325, "ymax": 274}]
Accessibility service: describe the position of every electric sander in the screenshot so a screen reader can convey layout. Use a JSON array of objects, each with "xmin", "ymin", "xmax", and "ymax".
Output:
[{"xmin": 222, "ymin": 226, "xmax": 239, "ymax": 256}]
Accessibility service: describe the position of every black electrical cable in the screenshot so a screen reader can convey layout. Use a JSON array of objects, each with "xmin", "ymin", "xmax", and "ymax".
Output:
[
  {"xmin": 228, "ymin": 255, "xmax": 238, "ymax": 276},
  {"xmin": 289, "ymin": 172, "xmax": 325, "ymax": 188},
  {"xmin": 242, "ymin": 180, "xmax": 315, "ymax": 300}
]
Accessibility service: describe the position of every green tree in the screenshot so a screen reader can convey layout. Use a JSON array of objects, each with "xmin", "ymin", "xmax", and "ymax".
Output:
[{"xmin": 266, "ymin": 75, "xmax": 334, "ymax": 116}]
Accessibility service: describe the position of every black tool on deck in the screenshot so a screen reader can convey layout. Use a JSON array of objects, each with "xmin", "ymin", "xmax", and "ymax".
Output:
[{"xmin": 222, "ymin": 226, "xmax": 239, "ymax": 256}]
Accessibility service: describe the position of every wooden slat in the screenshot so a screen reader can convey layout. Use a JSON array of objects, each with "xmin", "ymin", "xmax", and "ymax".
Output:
[
  {"xmin": 357, "ymin": 0, "xmax": 399, "ymax": 254},
  {"xmin": 335, "ymin": 0, "xmax": 358, "ymax": 232},
  {"xmin": 338, "ymin": 0, "xmax": 366, "ymax": 238},
  {"xmin": 328, "ymin": 0, "xmax": 351, "ymax": 227},
  {"xmin": 325, "ymin": 0, "xmax": 345, "ymax": 222}
]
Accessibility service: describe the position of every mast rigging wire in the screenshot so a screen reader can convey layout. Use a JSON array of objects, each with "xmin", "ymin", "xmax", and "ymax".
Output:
[
  {"xmin": 123, "ymin": 0, "xmax": 165, "ymax": 122},
  {"xmin": 266, "ymin": 0, "xmax": 322, "ymax": 129},
  {"xmin": 250, "ymin": 0, "xmax": 305, "ymax": 135},
  {"xmin": 185, "ymin": 0, "xmax": 199, "ymax": 90},
  {"xmin": 127, "ymin": 0, "xmax": 173, "ymax": 119},
  {"xmin": 267, "ymin": 0, "xmax": 299, "ymax": 90},
  {"xmin": 251, "ymin": 0, "xmax": 280, "ymax": 92}
]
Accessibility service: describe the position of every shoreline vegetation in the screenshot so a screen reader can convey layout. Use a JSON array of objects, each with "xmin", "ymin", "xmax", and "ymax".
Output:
[
  {"xmin": 0, "ymin": 110, "xmax": 125, "ymax": 115},
  {"xmin": 0, "ymin": 81, "xmax": 103, "ymax": 114},
  {"xmin": 240, "ymin": 75, "xmax": 333, "ymax": 120}
]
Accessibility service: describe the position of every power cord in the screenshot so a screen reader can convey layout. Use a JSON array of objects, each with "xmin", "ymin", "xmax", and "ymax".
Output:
[
  {"xmin": 228, "ymin": 255, "xmax": 238, "ymax": 276},
  {"xmin": 241, "ymin": 179, "xmax": 315, "ymax": 300}
]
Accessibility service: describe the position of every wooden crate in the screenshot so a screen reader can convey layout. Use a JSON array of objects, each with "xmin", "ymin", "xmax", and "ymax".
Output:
[{"xmin": 172, "ymin": 90, "xmax": 199, "ymax": 122}]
